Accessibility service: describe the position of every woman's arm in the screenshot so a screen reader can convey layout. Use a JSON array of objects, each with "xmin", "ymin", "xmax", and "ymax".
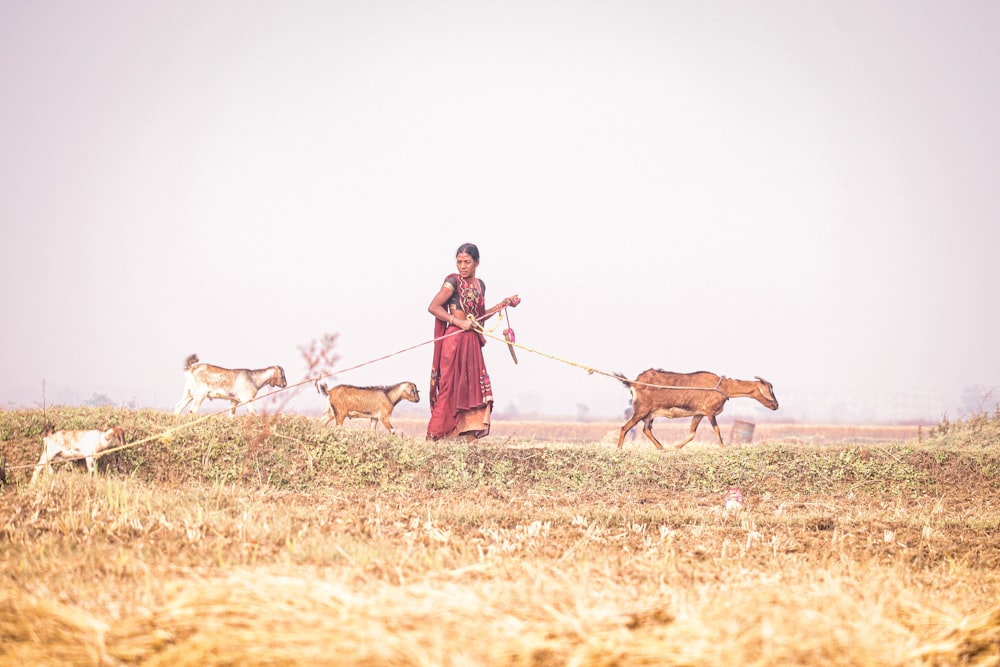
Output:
[
  {"xmin": 428, "ymin": 284, "xmax": 454, "ymax": 323},
  {"xmin": 428, "ymin": 283, "xmax": 476, "ymax": 330},
  {"xmin": 479, "ymin": 294, "xmax": 521, "ymax": 323}
]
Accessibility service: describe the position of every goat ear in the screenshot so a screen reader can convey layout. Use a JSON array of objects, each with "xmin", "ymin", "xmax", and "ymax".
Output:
[{"xmin": 754, "ymin": 377, "xmax": 775, "ymax": 400}]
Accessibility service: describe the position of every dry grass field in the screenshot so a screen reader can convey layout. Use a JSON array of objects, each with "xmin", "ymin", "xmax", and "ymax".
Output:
[{"xmin": 1, "ymin": 407, "xmax": 999, "ymax": 666}]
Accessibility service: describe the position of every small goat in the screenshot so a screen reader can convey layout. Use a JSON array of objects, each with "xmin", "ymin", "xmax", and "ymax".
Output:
[
  {"xmin": 174, "ymin": 353, "xmax": 287, "ymax": 416},
  {"xmin": 30, "ymin": 426, "xmax": 126, "ymax": 484},
  {"xmin": 317, "ymin": 381, "xmax": 420, "ymax": 434},
  {"xmin": 617, "ymin": 369, "xmax": 778, "ymax": 450}
]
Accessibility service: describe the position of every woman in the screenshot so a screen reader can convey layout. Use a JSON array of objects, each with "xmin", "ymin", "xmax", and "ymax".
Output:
[{"xmin": 427, "ymin": 242, "xmax": 520, "ymax": 440}]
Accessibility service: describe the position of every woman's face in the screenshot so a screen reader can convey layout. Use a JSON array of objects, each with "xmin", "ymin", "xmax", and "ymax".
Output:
[{"xmin": 455, "ymin": 252, "xmax": 478, "ymax": 278}]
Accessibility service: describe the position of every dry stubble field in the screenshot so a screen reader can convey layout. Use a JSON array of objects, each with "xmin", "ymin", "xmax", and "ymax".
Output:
[{"xmin": 1, "ymin": 407, "xmax": 999, "ymax": 666}]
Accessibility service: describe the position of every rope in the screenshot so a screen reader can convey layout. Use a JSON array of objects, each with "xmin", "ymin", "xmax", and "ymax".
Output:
[
  {"xmin": 470, "ymin": 322, "xmax": 729, "ymax": 396},
  {"xmin": 9, "ymin": 320, "xmax": 725, "ymax": 476},
  {"xmin": 8, "ymin": 330, "xmax": 464, "ymax": 475}
]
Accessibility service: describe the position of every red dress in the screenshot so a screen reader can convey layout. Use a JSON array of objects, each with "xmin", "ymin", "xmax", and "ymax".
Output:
[{"xmin": 427, "ymin": 274, "xmax": 494, "ymax": 440}]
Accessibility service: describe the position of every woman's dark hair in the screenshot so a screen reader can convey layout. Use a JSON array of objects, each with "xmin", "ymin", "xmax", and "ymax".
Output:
[{"xmin": 455, "ymin": 243, "xmax": 480, "ymax": 262}]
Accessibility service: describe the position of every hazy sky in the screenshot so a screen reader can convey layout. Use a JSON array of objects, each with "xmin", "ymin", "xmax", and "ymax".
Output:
[{"xmin": 3, "ymin": 1, "xmax": 998, "ymax": 422}]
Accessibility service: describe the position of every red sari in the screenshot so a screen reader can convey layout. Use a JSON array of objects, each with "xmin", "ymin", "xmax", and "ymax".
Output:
[{"xmin": 427, "ymin": 274, "xmax": 494, "ymax": 440}]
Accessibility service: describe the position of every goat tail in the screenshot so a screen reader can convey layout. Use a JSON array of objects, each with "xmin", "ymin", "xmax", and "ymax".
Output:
[
  {"xmin": 316, "ymin": 380, "xmax": 329, "ymax": 396},
  {"xmin": 614, "ymin": 372, "xmax": 639, "ymax": 407},
  {"xmin": 183, "ymin": 353, "xmax": 199, "ymax": 370},
  {"xmin": 613, "ymin": 372, "xmax": 632, "ymax": 390}
]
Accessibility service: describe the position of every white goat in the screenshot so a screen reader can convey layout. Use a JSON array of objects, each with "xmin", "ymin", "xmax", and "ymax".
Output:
[
  {"xmin": 30, "ymin": 426, "xmax": 126, "ymax": 484},
  {"xmin": 317, "ymin": 381, "xmax": 420, "ymax": 434},
  {"xmin": 174, "ymin": 353, "xmax": 288, "ymax": 416}
]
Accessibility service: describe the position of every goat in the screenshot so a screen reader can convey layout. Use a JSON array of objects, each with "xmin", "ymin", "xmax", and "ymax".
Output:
[
  {"xmin": 174, "ymin": 353, "xmax": 287, "ymax": 416},
  {"xmin": 316, "ymin": 381, "xmax": 420, "ymax": 434},
  {"xmin": 616, "ymin": 369, "xmax": 778, "ymax": 450},
  {"xmin": 30, "ymin": 426, "xmax": 126, "ymax": 484}
]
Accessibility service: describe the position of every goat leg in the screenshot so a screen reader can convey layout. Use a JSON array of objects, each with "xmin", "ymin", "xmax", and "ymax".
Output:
[
  {"xmin": 173, "ymin": 394, "xmax": 192, "ymax": 415},
  {"xmin": 674, "ymin": 416, "xmax": 703, "ymax": 449},
  {"xmin": 380, "ymin": 416, "xmax": 395, "ymax": 434},
  {"xmin": 30, "ymin": 455, "xmax": 48, "ymax": 484},
  {"xmin": 617, "ymin": 413, "xmax": 644, "ymax": 448},
  {"xmin": 708, "ymin": 415, "xmax": 725, "ymax": 447},
  {"xmin": 641, "ymin": 418, "xmax": 666, "ymax": 450}
]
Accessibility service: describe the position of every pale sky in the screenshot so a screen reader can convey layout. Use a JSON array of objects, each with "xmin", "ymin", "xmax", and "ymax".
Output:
[{"xmin": 2, "ymin": 1, "xmax": 998, "ymax": 422}]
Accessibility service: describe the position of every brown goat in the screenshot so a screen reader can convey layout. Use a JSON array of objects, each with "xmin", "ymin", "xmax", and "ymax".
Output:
[
  {"xmin": 317, "ymin": 381, "xmax": 420, "ymax": 434},
  {"xmin": 616, "ymin": 369, "xmax": 778, "ymax": 450}
]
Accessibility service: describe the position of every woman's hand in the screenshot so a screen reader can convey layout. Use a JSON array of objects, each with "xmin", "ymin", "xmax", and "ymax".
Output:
[{"xmin": 502, "ymin": 294, "xmax": 521, "ymax": 308}]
